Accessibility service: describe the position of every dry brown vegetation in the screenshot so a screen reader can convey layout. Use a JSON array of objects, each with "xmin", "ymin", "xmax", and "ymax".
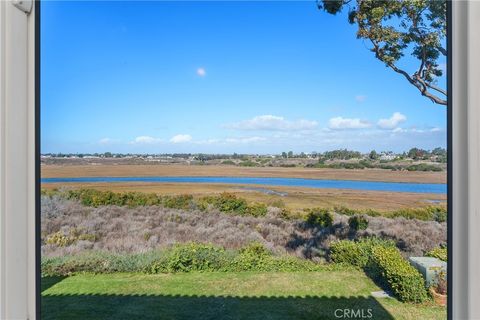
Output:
[
  {"xmin": 41, "ymin": 182, "xmax": 446, "ymax": 212},
  {"xmin": 41, "ymin": 196, "xmax": 446, "ymax": 259},
  {"xmin": 42, "ymin": 164, "xmax": 446, "ymax": 183}
]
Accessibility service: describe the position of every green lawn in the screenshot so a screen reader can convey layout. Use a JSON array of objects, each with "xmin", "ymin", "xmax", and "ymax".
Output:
[{"xmin": 41, "ymin": 271, "xmax": 445, "ymax": 320}]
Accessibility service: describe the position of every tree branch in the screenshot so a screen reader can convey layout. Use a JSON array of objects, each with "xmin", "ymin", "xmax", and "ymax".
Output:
[
  {"xmin": 437, "ymin": 46, "xmax": 447, "ymax": 56},
  {"xmin": 370, "ymin": 39, "xmax": 447, "ymax": 105},
  {"xmin": 425, "ymin": 81, "xmax": 447, "ymax": 96}
]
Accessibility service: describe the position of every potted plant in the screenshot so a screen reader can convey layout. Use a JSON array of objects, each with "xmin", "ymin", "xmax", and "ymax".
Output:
[{"xmin": 430, "ymin": 271, "xmax": 447, "ymax": 306}]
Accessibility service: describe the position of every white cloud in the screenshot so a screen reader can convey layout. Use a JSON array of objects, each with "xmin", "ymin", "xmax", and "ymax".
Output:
[
  {"xmin": 225, "ymin": 115, "xmax": 318, "ymax": 131},
  {"xmin": 328, "ymin": 117, "xmax": 371, "ymax": 130},
  {"xmin": 377, "ymin": 112, "xmax": 407, "ymax": 129},
  {"xmin": 195, "ymin": 139, "xmax": 221, "ymax": 145},
  {"xmin": 225, "ymin": 136, "xmax": 266, "ymax": 144},
  {"xmin": 98, "ymin": 138, "xmax": 114, "ymax": 145},
  {"xmin": 196, "ymin": 68, "xmax": 206, "ymax": 77},
  {"xmin": 131, "ymin": 136, "xmax": 162, "ymax": 144},
  {"xmin": 355, "ymin": 95, "xmax": 367, "ymax": 103},
  {"xmin": 170, "ymin": 134, "xmax": 192, "ymax": 143}
]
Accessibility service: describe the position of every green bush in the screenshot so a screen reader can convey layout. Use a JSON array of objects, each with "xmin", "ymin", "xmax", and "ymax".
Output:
[
  {"xmin": 228, "ymin": 243, "xmax": 340, "ymax": 272},
  {"xmin": 220, "ymin": 160, "xmax": 235, "ymax": 165},
  {"xmin": 148, "ymin": 242, "xmax": 333, "ymax": 273},
  {"xmin": 370, "ymin": 246, "xmax": 428, "ymax": 303},
  {"xmin": 65, "ymin": 189, "xmax": 163, "ymax": 207},
  {"xmin": 330, "ymin": 240, "xmax": 365, "ymax": 268},
  {"xmin": 333, "ymin": 204, "xmax": 446, "ymax": 222},
  {"xmin": 42, "ymin": 242, "xmax": 352, "ymax": 277},
  {"xmin": 386, "ymin": 206, "xmax": 447, "ymax": 222},
  {"xmin": 245, "ymin": 203, "xmax": 268, "ymax": 217},
  {"xmin": 238, "ymin": 160, "xmax": 258, "ymax": 167},
  {"xmin": 200, "ymin": 192, "xmax": 248, "ymax": 215},
  {"xmin": 425, "ymin": 247, "xmax": 447, "ymax": 262},
  {"xmin": 162, "ymin": 194, "xmax": 194, "ymax": 210},
  {"xmin": 198, "ymin": 193, "xmax": 267, "ymax": 217},
  {"xmin": 348, "ymin": 215, "xmax": 369, "ymax": 231},
  {"xmin": 330, "ymin": 238, "xmax": 395, "ymax": 268},
  {"xmin": 406, "ymin": 163, "xmax": 442, "ymax": 172},
  {"xmin": 304, "ymin": 208, "xmax": 333, "ymax": 228},
  {"xmin": 41, "ymin": 251, "xmax": 163, "ymax": 277},
  {"xmin": 149, "ymin": 243, "xmax": 229, "ymax": 273},
  {"xmin": 230, "ymin": 242, "xmax": 273, "ymax": 271},
  {"xmin": 334, "ymin": 206, "xmax": 381, "ymax": 217}
]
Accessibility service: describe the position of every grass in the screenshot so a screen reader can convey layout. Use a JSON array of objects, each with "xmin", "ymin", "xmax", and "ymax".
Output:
[{"xmin": 41, "ymin": 271, "xmax": 445, "ymax": 320}]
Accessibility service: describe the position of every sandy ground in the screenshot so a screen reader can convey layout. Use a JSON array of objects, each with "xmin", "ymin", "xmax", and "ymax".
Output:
[{"xmin": 41, "ymin": 164, "xmax": 446, "ymax": 184}]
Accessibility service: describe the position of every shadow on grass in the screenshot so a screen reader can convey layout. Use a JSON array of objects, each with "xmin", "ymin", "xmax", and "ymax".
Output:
[
  {"xmin": 41, "ymin": 276, "xmax": 67, "ymax": 293},
  {"xmin": 42, "ymin": 289, "xmax": 394, "ymax": 320}
]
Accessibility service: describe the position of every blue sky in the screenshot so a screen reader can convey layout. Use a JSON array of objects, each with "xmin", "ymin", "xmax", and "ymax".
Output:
[{"xmin": 41, "ymin": 1, "xmax": 447, "ymax": 154}]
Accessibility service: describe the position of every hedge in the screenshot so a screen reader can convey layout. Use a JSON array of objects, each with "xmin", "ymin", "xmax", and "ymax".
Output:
[
  {"xmin": 329, "ymin": 238, "xmax": 395, "ymax": 269},
  {"xmin": 425, "ymin": 247, "xmax": 447, "ymax": 262},
  {"xmin": 42, "ymin": 242, "xmax": 351, "ymax": 277},
  {"xmin": 370, "ymin": 246, "xmax": 428, "ymax": 303}
]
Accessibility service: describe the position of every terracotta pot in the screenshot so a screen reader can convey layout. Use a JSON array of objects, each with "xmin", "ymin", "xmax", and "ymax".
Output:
[{"xmin": 430, "ymin": 287, "xmax": 447, "ymax": 306}]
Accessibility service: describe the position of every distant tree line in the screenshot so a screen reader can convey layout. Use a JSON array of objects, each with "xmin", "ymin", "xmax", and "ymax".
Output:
[{"xmin": 43, "ymin": 147, "xmax": 447, "ymax": 163}]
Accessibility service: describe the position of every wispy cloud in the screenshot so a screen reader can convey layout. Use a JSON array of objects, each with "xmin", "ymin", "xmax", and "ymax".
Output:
[
  {"xmin": 170, "ymin": 134, "xmax": 192, "ymax": 143},
  {"xmin": 328, "ymin": 116, "xmax": 371, "ymax": 130},
  {"xmin": 225, "ymin": 136, "xmax": 266, "ymax": 144},
  {"xmin": 130, "ymin": 136, "xmax": 162, "ymax": 145},
  {"xmin": 196, "ymin": 67, "xmax": 206, "ymax": 77},
  {"xmin": 355, "ymin": 95, "xmax": 367, "ymax": 103},
  {"xmin": 98, "ymin": 138, "xmax": 115, "ymax": 145},
  {"xmin": 224, "ymin": 115, "xmax": 318, "ymax": 131},
  {"xmin": 377, "ymin": 112, "xmax": 407, "ymax": 129}
]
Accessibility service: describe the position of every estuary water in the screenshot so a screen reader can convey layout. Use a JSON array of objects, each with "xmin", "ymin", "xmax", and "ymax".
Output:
[{"xmin": 41, "ymin": 176, "xmax": 446, "ymax": 194}]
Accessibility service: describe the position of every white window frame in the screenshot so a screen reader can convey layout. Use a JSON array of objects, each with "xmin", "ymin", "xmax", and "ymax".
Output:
[
  {"xmin": 0, "ymin": 1, "xmax": 479, "ymax": 319},
  {"xmin": 0, "ymin": 0, "xmax": 36, "ymax": 319}
]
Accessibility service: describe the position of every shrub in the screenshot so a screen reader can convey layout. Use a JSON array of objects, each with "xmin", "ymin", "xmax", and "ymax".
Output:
[
  {"xmin": 426, "ymin": 247, "xmax": 447, "ymax": 262},
  {"xmin": 42, "ymin": 243, "xmax": 348, "ymax": 277},
  {"xmin": 304, "ymin": 208, "xmax": 333, "ymax": 228},
  {"xmin": 334, "ymin": 205, "xmax": 446, "ymax": 222},
  {"xmin": 149, "ymin": 243, "xmax": 229, "ymax": 273},
  {"xmin": 198, "ymin": 193, "xmax": 266, "ymax": 217},
  {"xmin": 45, "ymin": 228, "xmax": 96, "ymax": 247},
  {"xmin": 369, "ymin": 246, "xmax": 428, "ymax": 302},
  {"xmin": 220, "ymin": 160, "xmax": 235, "ymax": 165},
  {"xmin": 334, "ymin": 206, "xmax": 381, "ymax": 217},
  {"xmin": 200, "ymin": 193, "xmax": 248, "ymax": 214},
  {"xmin": 238, "ymin": 160, "xmax": 258, "ymax": 167},
  {"xmin": 334, "ymin": 206, "xmax": 357, "ymax": 216},
  {"xmin": 330, "ymin": 238, "xmax": 395, "ymax": 268},
  {"xmin": 245, "ymin": 203, "xmax": 268, "ymax": 217},
  {"xmin": 330, "ymin": 240, "xmax": 365, "ymax": 268},
  {"xmin": 406, "ymin": 164, "xmax": 442, "ymax": 172},
  {"xmin": 228, "ymin": 243, "xmax": 336, "ymax": 272},
  {"xmin": 162, "ymin": 194, "xmax": 194, "ymax": 210},
  {"xmin": 348, "ymin": 215, "xmax": 369, "ymax": 231},
  {"xmin": 230, "ymin": 242, "xmax": 273, "ymax": 271},
  {"xmin": 429, "ymin": 206, "xmax": 447, "ymax": 223},
  {"xmin": 45, "ymin": 231, "xmax": 77, "ymax": 247},
  {"xmin": 279, "ymin": 164, "xmax": 296, "ymax": 168},
  {"xmin": 65, "ymin": 189, "xmax": 164, "ymax": 208},
  {"xmin": 41, "ymin": 251, "xmax": 163, "ymax": 277},
  {"xmin": 386, "ymin": 206, "xmax": 447, "ymax": 222}
]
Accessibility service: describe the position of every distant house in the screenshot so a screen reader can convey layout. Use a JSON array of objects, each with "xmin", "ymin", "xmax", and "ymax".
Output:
[{"xmin": 379, "ymin": 152, "xmax": 396, "ymax": 161}]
